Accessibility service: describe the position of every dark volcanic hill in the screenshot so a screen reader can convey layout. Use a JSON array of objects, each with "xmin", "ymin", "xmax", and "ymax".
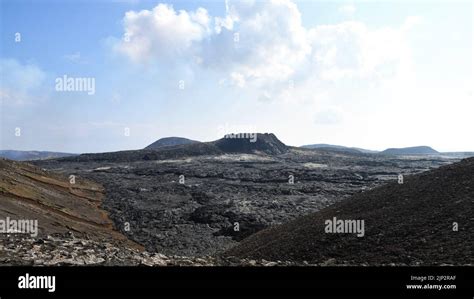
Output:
[
  {"xmin": 0, "ymin": 150, "xmax": 77, "ymax": 161},
  {"xmin": 380, "ymin": 146, "xmax": 438, "ymax": 155},
  {"xmin": 145, "ymin": 137, "xmax": 199, "ymax": 150},
  {"xmin": 224, "ymin": 157, "xmax": 474, "ymax": 265},
  {"xmin": 213, "ymin": 133, "xmax": 288, "ymax": 155}
]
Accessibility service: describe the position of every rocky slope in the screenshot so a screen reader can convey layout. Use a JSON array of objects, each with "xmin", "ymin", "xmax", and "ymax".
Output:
[
  {"xmin": 0, "ymin": 233, "xmax": 215, "ymax": 266},
  {"xmin": 0, "ymin": 233, "xmax": 305, "ymax": 266},
  {"xmin": 224, "ymin": 157, "xmax": 474, "ymax": 265},
  {"xmin": 0, "ymin": 158, "xmax": 138, "ymax": 248}
]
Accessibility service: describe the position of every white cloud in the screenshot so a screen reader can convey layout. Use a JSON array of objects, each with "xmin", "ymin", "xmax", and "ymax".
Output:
[
  {"xmin": 114, "ymin": 3, "xmax": 211, "ymax": 63},
  {"xmin": 113, "ymin": 1, "xmax": 419, "ymax": 104},
  {"xmin": 211, "ymin": 0, "xmax": 311, "ymax": 85},
  {"xmin": 214, "ymin": 14, "xmax": 235, "ymax": 34},
  {"xmin": 308, "ymin": 21, "xmax": 412, "ymax": 82}
]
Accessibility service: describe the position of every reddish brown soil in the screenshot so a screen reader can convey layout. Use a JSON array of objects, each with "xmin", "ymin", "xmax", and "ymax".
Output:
[{"xmin": 0, "ymin": 159, "xmax": 142, "ymax": 250}]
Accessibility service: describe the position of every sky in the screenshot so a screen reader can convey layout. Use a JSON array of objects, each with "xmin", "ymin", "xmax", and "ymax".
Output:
[{"xmin": 0, "ymin": 0, "xmax": 472, "ymax": 153}]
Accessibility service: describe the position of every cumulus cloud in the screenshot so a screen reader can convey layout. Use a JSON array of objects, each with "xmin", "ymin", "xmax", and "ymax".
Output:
[
  {"xmin": 0, "ymin": 59, "xmax": 47, "ymax": 106},
  {"xmin": 114, "ymin": 3, "xmax": 211, "ymax": 63},
  {"xmin": 308, "ymin": 21, "xmax": 411, "ymax": 82},
  {"xmin": 113, "ymin": 0, "xmax": 419, "ymax": 102},
  {"xmin": 114, "ymin": 1, "xmax": 310, "ymax": 80},
  {"xmin": 214, "ymin": 0, "xmax": 311, "ymax": 85}
]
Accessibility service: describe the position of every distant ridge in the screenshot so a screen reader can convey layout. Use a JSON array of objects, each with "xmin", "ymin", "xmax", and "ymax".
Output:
[
  {"xmin": 0, "ymin": 150, "xmax": 77, "ymax": 161},
  {"xmin": 301, "ymin": 144, "xmax": 378, "ymax": 154},
  {"xmin": 380, "ymin": 146, "xmax": 438, "ymax": 155},
  {"xmin": 145, "ymin": 137, "xmax": 199, "ymax": 150}
]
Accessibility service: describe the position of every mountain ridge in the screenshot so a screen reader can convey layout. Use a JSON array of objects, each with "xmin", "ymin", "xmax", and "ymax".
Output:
[
  {"xmin": 380, "ymin": 146, "xmax": 438, "ymax": 155},
  {"xmin": 0, "ymin": 150, "xmax": 77, "ymax": 161},
  {"xmin": 301, "ymin": 144, "xmax": 377, "ymax": 154}
]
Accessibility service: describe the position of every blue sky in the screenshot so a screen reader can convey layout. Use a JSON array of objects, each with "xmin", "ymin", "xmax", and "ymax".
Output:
[{"xmin": 0, "ymin": 0, "xmax": 472, "ymax": 153}]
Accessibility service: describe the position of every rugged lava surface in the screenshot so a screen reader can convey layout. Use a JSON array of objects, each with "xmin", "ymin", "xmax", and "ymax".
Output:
[
  {"xmin": 224, "ymin": 157, "xmax": 474, "ymax": 265},
  {"xmin": 33, "ymin": 143, "xmax": 454, "ymax": 257}
]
